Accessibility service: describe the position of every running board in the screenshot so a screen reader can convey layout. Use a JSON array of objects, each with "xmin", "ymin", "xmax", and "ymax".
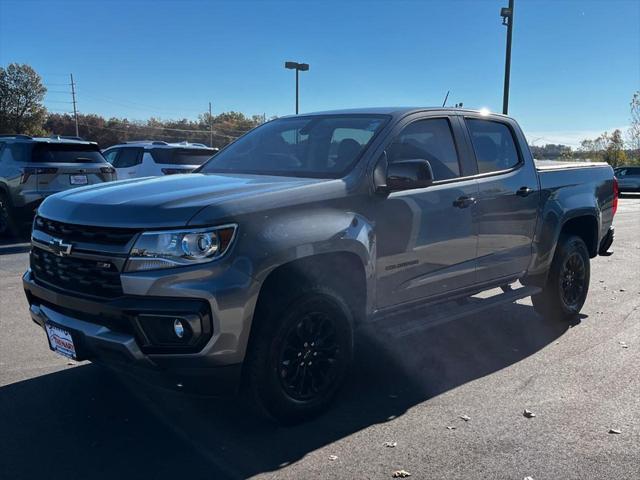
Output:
[{"xmin": 366, "ymin": 285, "xmax": 542, "ymax": 339}]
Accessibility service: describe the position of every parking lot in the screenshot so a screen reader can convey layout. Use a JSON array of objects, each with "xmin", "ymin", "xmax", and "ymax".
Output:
[{"xmin": 1, "ymin": 195, "xmax": 639, "ymax": 480}]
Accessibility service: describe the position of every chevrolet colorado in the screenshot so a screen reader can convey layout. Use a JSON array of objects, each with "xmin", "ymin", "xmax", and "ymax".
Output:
[{"xmin": 23, "ymin": 108, "xmax": 617, "ymax": 423}]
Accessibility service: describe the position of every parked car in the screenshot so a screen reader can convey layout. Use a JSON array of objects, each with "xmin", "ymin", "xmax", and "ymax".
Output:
[
  {"xmin": 613, "ymin": 166, "xmax": 640, "ymax": 192},
  {"xmin": 0, "ymin": 135, "xmax": 116, "ymax": 237},
  {"xmin": 102, "ymin": 141, "xmax": 218, "ymax": 179},
  {"xmin": 23, "ymin": 108, "xmax": 617, "ymax": 423}
]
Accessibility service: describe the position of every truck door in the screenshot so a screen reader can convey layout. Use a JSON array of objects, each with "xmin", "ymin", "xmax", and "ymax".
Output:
[
  {"xmin": 462, "ymin": 116, "xmax": 539, "ymax": 282},
  {"xmin": 375, "ymin": 115, "xmax": 479, "ymax": 308}
]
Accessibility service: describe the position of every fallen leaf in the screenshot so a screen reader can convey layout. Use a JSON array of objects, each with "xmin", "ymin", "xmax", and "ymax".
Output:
[
  {"xmin": 609, "ymin": 428, "xmax": 622, "ymax": 434},
  {"xmin": 460, "ymin": 414, "xmax": 471, "ymax": 421},
  {"xmin": 392, "ymin": 470, "xmax": 411, "ymax": 478},
  {"xmin": 384, "ymin": 441, "xmax": 397, "ymax": 448},
  {"xmin": 523, "ymin": 409, "xmax": 536, "ymax": 418},
  {"xmin": 328, "ymin": 455, "xmax": 338, "ymax": 461}
]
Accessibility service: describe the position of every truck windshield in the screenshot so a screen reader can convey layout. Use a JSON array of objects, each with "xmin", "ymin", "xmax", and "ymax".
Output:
[{"xmin": 198, "ymin": 114, "xmax": 389, "ymax": 178}]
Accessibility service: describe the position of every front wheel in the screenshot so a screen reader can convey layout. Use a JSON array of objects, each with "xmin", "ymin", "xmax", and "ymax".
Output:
[
  {"xmin": 244, "ymin": 286, "xmax": 354, "ymax": 424},
  {"xmin": 532, "ymin": 234, "xmax": 590, "ymax": 321}
]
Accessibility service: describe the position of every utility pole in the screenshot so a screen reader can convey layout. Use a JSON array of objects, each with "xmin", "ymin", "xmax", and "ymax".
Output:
[
  {"xmin": 501, "ymin": 0, "xmax": 515, "ymax": 115},
  {"xmin": 208, "ymin": 101, "xmax": 213, "ymax": 147},
  {"xmin": 70, "ymin": 74, "xmax": 79, "ymax": 137}
]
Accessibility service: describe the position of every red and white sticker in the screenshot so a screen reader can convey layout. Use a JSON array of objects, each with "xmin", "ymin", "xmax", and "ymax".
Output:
[{"xmin": 45, "ymin": 323, "xmax": 77, "ymax": 359}]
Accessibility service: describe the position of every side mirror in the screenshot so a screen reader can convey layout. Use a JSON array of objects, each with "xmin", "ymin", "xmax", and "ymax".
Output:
[{"xmin": 385, "ymin": 159, "xmax": 434, "ymax": 191}]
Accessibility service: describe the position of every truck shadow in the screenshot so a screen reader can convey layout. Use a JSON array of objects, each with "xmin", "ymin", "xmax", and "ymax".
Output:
[{"xmin": 0, "ymin": 302, "xmax": 573, "ymax": 480}]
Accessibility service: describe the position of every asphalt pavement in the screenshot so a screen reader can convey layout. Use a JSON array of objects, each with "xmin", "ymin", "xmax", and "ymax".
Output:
[{"xmin": 1, "ymin": 195, "xmax": 639, "ymax": 480}]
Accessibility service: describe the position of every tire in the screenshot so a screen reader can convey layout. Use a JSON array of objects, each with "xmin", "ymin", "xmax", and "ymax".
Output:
[
  {"xmin": 532, "ymin": 234, "xmax": 590, "ymax": 322},
  {"xmin": 243, "ymin": 285, "xmax": 354, "ymax": 425},
  {"xmin": 0, "ymin": 193, "xmax": 20, "ymax": 238}
]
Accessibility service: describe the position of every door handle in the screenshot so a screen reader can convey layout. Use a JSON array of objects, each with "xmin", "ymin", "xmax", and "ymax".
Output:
[
  {"xmin": 453, "ymin": 196, "xmax": 476, "ymax": 208},
  {"xmin": 516, "ymin": 186, "xmax": 534, "ymax": 197}
]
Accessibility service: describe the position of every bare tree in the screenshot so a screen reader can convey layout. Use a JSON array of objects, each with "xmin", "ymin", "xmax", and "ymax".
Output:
[{"xmin": 628, "ymin": 91, "xmax": 640, "ymax": 160}]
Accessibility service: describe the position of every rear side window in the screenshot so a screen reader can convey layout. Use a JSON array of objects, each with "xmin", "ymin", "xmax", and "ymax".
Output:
[
  {"xmin": 102, "ymin": 148, "xmax": 119, "ymax": 164},
  {"xmin": 386, "ymin": 118, "xmax": 460, "ymax": 180},
  {"xmin": 466, "ymin": 119, "xmax": 520, "ymax": 174},
  {"xmin": 150, "ymin": 148, "xmax": 214, "ymax": 165},
  {"xmin": 112, "ymin": 148, "xmax": 142, "ymax": 168},
  {"xmin": 31, "ymin": 144, "xmax": 107, "ymax": 164}
]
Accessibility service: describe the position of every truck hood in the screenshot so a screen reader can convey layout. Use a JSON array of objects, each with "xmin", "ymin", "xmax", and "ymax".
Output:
[{"xmin": 38, "ymin": 173, "xmax": 341, "ymax": 228}]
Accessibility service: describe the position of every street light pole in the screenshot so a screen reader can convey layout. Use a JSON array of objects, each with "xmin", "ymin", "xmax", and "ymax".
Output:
[
  {"xmin": 501, "ymin": 0, "xmax": 515, "ymax": 115},
  {"xmin": 295, "ymin": 68, "xmax": 299, "ymax": 115},
  {"xmin": 285, "ymin": 61, "xmax": 309, "ymax": 115}
]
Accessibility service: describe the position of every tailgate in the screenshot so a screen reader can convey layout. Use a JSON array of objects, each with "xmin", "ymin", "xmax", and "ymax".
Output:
[{"xmin": 29, "ymin": 143, "xmax": 116, "ymax": 193}]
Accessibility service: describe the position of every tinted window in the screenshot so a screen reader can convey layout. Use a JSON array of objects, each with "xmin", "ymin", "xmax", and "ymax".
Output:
[
  {"xmin": 199, "ymin": 115, "xmax": 388, "ymax": 178},
  {"xmin": 467, "ymin": 119, "xmax": 520, "ymax": 173},
  {"xmin": 386, "ymin": 118, "xmax": 460, "ymax": 180},
  {"xmin": 31, "ymin": 144, "xmax": 107, "ymax": 163},
  {"xmin": 112, "ymin": 148, "xmax": 141, "ymax": 168},
  {"xmin": 150, "ymin": 148, "xmax": 215, "ymax": 165},
  {"xmin": 102, "ymin": 148, "xmax": 119, "ymax": 164}
]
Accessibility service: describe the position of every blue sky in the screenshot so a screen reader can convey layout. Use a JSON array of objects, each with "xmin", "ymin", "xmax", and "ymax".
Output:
[{"xmin": 1, "ymin": 0, "xmax": 638, "ymax": 146}]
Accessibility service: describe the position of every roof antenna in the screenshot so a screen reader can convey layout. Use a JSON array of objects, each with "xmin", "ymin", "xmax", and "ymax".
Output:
[{"xmin": 442, "ymin": 90, "xmax": 450, "ymax": 107}]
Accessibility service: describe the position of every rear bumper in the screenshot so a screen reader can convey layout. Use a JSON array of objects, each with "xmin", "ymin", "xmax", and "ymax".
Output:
[
  {"xmin": 599, "ymin": 226, "xmax": 615, "ymax": 255},
  {"xmin": 23, "ymin": 271, "xmax": 243, "ymax": 395}
]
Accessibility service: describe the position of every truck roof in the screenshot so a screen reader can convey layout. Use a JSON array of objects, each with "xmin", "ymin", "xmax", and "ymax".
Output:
[{"xmin": 291, "ymin": 107, "xmax": 510, "ymax": 120}]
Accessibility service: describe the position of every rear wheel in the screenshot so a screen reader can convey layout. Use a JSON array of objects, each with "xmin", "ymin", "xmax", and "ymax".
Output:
[
  {"xmin": 0, "ymin": 193, "xmax": 20, "ymax": 238},
  {"xmin": 532, "ymin": 234, "xmax": 590, "ymax": 321},
  {"xmin": 244, "ymin": 286, "xmax": 353, "ymax": 424}
]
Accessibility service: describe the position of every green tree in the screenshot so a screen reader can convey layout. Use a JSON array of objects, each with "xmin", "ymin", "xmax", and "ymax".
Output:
[
  {"xmin": 603, "ymin": 129, "xmax": 627, "ymax": 167},
  {"xmin": 0, "ymin": 63, "xmax": 47, "ymax": 134}
]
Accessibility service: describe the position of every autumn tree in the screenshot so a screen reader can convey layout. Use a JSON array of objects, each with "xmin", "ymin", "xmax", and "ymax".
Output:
[{"xmin": 0, "ymin": 63, "xmax": 47, "ymax": 134}]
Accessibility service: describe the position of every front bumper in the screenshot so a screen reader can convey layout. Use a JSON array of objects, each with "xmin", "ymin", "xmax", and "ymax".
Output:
[{"xmin": 23, "ymin": 270, "xmax": 245, "ymax": 395}]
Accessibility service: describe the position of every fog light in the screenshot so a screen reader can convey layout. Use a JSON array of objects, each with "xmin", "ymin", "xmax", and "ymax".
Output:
[{"xmin": 173, "ymin": 319, "xmax": 185, "ymax": 338}]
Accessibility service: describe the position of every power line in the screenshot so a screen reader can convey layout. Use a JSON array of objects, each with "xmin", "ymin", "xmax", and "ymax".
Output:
[
  {"xmin": 78, "ymin": 90, "xmax": 204, "ymax": 115},
  {"xmin": 77, "ymin": 122, "xmax": 240, "ymax": 139}
]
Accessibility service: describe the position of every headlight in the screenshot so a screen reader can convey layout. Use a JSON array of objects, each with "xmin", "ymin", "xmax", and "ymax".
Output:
[{"xmin": 125, "ymin": 224, "xmax": 237, "ymax": 272}]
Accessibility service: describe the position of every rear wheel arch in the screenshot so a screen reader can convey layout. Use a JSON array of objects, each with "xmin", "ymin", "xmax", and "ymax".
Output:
[{"xmin": 559, "ymin": 214, "xmax": 599, "ymax": 258}]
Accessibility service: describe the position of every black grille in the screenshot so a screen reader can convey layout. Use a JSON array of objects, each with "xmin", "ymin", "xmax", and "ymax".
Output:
[
  {"xmin": 31, "ymin": 247, "xmax": 123, "ymax": 298},
  {"xmin": 34, "ymin": 216, "xmax": 138, "ymax": 246}
]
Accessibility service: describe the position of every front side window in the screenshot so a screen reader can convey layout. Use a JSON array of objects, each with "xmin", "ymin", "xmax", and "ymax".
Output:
[
  {"xmin": 467, "ymin": 119, "xmax": 520, "ymax": 174},
  {"xmin": 199, "ymin": 114, "xmax": 388, "ymax": 178},
  {"xmin": 386, "ymin": 118, "xmax": 461, "ymax": 181}
]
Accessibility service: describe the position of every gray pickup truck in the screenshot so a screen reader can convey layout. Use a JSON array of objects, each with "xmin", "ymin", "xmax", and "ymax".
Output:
[{"xmin": 23, "ymin": 108, "xmax": 617, "ymax": 423}]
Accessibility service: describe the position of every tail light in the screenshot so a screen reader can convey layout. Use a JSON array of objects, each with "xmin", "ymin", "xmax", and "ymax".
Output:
[
  {"xmin": 20, "ymin": 167, "xmax": 58, "ymax": 184},
  {"xmin": 161, "ymin": 168, "xmax": 192, "ymax": 175},
  {"xmin": 612, "ymin": 176, "xmax": 619, "ymax": 217},
  {"xmin": 100, "ymin": 166, "xmax": 116, "ymax": 174}
]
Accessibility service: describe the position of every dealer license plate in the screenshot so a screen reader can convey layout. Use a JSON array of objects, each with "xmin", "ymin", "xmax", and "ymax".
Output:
[
  {"xmin": 70, "ymin": 174, "xmax": 88, "ymax": 185},
  {"xmin": 45, "ymin": 323, "xmax": 77, "ymax": 359}
]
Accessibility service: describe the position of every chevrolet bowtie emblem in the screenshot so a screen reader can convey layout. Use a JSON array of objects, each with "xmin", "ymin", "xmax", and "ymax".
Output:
[{"xmin": 49, "ymin": 238, "xmax": 73, "ymax": 257}]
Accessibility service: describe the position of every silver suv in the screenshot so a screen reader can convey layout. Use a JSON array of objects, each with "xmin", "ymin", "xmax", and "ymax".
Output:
[{"xmin": 0, "ymin": 135, "xmax": 116, "ymax": 236}]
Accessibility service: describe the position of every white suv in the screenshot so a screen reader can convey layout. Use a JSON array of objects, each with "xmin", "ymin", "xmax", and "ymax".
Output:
[{"xmin": 102, "ymin": 141, "xmax": 218, "ymax": 180}]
